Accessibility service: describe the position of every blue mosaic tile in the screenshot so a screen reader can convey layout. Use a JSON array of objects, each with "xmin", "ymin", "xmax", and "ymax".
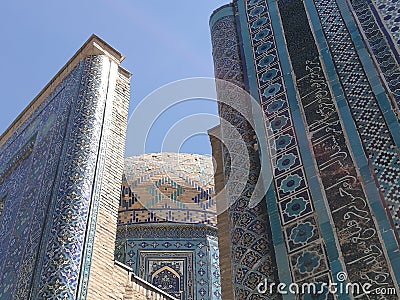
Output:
[
  {"xmin": 278, "ymin": 0, "xmax": 396, "ymax": 293},
  {"xmin": 210, "ymin": 9, "xmax": 280, "ymax": 299},
  {"xmin": 116, "ymin": 224, "xmax": 220, "ymax": 300},
  {"xmin": 314, "ymin": 0, "xmax": 400, "ymax": 235},
  {"xmin": 0, "ymin": 59, "xmax": 87, "ymax": 300}
]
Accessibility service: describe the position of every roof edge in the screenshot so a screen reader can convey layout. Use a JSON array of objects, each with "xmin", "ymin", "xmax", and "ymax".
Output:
[
  {"xmin": 209, "ymin": 3, "xmax": 234, "ymax": 28},
  {"xmin": 207, "ymin": 124, "xmax": 221, "ymax": 136},
  {"xmin": 0, "ymin": 34, "xmax": 129, "ymax": 147}
]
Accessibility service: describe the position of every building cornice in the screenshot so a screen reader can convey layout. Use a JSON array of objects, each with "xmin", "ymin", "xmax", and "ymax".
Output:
[{"xmin": 0, "ymin": 34, "xmax": 130, "ymax": 147}]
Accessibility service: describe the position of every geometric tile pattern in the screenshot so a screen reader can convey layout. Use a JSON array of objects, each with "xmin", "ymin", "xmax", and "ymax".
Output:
[
  {"xmin": 350, "ymin": 0, "xmax": 400, "ymax": 114},
  {"xmin": 118, "ymin": 154, "xmax": 221, "ymax": 299},
  {"xmin": 0, "ymin": 62, "xmax": 85, "ymax": 300},
  {"xmin": 245, "ymin": 0, "xmax": 332, "ymax": 285},
  {"xmin": 34, "ymin": 56, "xmax": 110, "ymax": 300},
  {"xmin": 0, "ymin": 56, "xmax": 108, "ymax": 300},
  {"xmin": 373, "ymin": 0, "xmax": 400, "ymax": 47},
  {"xmin": 120, "ymin": 153, "xmax": 217, "ymax": 226},
  {"xmin": 140, "ymin": 252, "xmax": 191, "ymax": 300},
  {"xmin": 279, "ymin": 0, "xmax": 396, "ymax": 295},
  {"xmin": 208, "ymin": 237, "xmax": 222, "ymax": 299},
  {"xmin": 210, "ymin": 11, "xmax": 281, "ymax": 299},
  {"xmin": 314, "ymin": 0, "xmax": 400, "ymax": 235},
  {"xmin": 115, "ymin": 224, "xmax": 220, "ymax": 300}
]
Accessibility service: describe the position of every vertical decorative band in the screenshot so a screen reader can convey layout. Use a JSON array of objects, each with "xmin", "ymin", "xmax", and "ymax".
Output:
[
  {"xmin": 348, "ymin": 0, "xmax": 400, "ymax": 115},
  {"xmin": 33, "ymin": 55, "xmax": 111, "ymax": 299},
  {"xmin": 310, "ymin": 0, "xmax": 400, "ymax": 240},
  {"xmin": 237, "ymin": 0, "xmax": 334, "ymax": 293},
  {"xmin": 371, "ymin": 0, "xmax": 400, "ymax": 50},
  {"xmin": 277, "ymin": 0, "xmax": 397, "ymax": 295},
  {"xmin": 210, "ymin": 6, "xmax": 280, "ymax": 299}
]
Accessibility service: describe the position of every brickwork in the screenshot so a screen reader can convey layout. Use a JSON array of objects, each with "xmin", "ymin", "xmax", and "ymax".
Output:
[{"xmin": 208, "ymin": 125, "xmax": 234, "ymax": 300}]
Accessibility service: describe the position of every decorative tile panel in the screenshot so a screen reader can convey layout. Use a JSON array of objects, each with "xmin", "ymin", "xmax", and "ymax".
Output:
[
  {"xmin": 0, "ymin": 60, "xmax": 85, "ymax": 300},
  {"xmin": 278, "ymin": 0, "xmax": 397, "ymax": 295},
  {"xmin": 208, "ymin": 237, "xmax": 221, "ymax": 299},
  {"xmin": 210, "ymin": 9, "xmax": 280, "ymax": 299},
  {"xmin": 140, "ymin": 252, "xmax": 191, "ymax": 300},
  {"xmin": 0, "ymin": 54, "xmax": 122, "ymax": 300},
  {"xmin": 349, "ymin": 0, "xmax": 400, "ymax": 114},
  {"xmin": 115, "ymin": 224, "xmax": 220, "ymax": 300},
  {"xmin": 244, "ymin": 0, "xmax": 332, "ymax": 287},
  {"xmin": 373, "ymin": 0, "xmax": 400, "ymax": 47},
  {"xmin": 33, "ymin": 55, "xmax": 111, "ymax": 299},
  {"xmin": 313, "ymin": 0, "xmax": 400, "ymax": 236},
  {"xmin": 120, "ymin": 153, "xmax": 217, "ymax": 226}
]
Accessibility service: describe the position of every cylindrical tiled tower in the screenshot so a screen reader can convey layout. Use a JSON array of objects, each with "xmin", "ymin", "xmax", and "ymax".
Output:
[
  {"xmin": 210, "ymin": 5, "xmax": 281, "ymax": 299},
  {"xmin": 210, "ymin": 0, "xmax": 400, "ymax": 299}
]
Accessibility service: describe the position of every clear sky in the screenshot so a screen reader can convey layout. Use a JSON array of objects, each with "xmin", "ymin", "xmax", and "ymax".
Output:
[{"xmin": 0, "ymin": 0, "xmax": 229, "ymax": 156}]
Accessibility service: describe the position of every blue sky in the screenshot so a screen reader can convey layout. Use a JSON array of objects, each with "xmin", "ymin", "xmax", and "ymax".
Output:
[{"xmin": 0, "ymin": 0, "xmax": 229, "ymax": 155}]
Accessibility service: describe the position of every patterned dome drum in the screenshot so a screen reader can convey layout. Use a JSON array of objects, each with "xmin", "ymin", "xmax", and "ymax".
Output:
[{"xmin": 119, "ymin": 153, "xmax": 217, "ymax": 226}]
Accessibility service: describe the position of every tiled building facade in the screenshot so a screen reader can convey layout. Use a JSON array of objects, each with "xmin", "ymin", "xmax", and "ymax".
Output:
[
  {"xmin": 116, "ymin": 153, "xmax": 221, "ymax": 300},
  {"xmin": 210, "ymin": 0, "xmax": 400, "ymax": 299},
  {"xmin": 2, "ymin": 1, "xmax": 400, "ymax": 299},
  {"xmin": 0, "ymin": 36, "xmax": 176, "ymax": 300}
]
